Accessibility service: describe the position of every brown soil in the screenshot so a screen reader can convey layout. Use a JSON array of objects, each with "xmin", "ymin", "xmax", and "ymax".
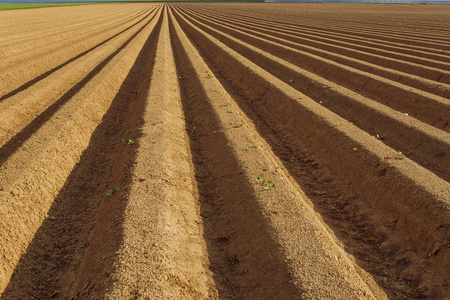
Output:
[{"xmin": 0, "ymin": 3, "xmax": 449, "ymax": 299}]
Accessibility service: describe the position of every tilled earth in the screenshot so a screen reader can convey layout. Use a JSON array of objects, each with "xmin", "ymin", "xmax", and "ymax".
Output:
[{"xmin": 0, "ymin": 3, "xmax": 449, "ymax": 299}]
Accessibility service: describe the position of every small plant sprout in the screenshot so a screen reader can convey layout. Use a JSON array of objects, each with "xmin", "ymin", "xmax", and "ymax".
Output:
[
  {"xmin": 70, "ymin": 259, "xmax": 81, "ymax": 266},
  {"xmin": 289, "ymin": 157, "xmax": 295, "ymax": 162},
  {"xmin": 121, "ymin": 137, "xmax": 135, "ymax": 145},
  {"xmin": 375, "ymin": 134, "xmax": 386, "ymax": 140},
  {"xmin": 246, "ymin": 144, "xmax": 260, "ymax": 151},
  {"xmin": 125, "ymin": 129, "xmax": 131, "ymax": 133},
  {"xmin": 205, "ymin": 98, "xmax": 211, "ymax": 102},
  {"xmin": 265, "ymin": 180, "xmax": 275, "ymax": 190},
  {"xmin": 226, "ymin": 110, "xmax": 234, "ymax": 113},
  {"xmin": 191, "ymin": 126, "xmax": 198, "ymax": 133},
  {"xmin": 96, "ymin": 159, "xmax": 102, "ymax": 163},
  {"xmin": 353, "ymin": 147, "xmax": 358, "ymax": 151},
  {"xmin": 289, "ymin": 79, "xmax": 298, "ymax": 83},
  {"xmin": 106, "ymin": 187, "xmax": 120, "ymax": 196},
  {"xmin": 257, "ymin": 177, "xmax": 275, "ymax": 190},
  {"xmin": 294, "ymin": 189, "xmax": 302, "ymax": 196},
  {"xmin": 239, "ymin": 112, "xmax": 243, "ymax": 115},
  {"xmin": 223, "ymin": 101, "xmax": 231, "ymax": 107},
  {"xmin": 51, "ymin": 116, "xmax": 61, "ymax": 120},
  {"xmin": 412, "ymin": 97, "xmax": 421, "ymax": 102},
  {"xmin": 45, "ymin": 214, "xmax": 55, "ymax": 220},
  {"xmin": 207, "ymin": 73, "xmax": 213, "ymax": 78}
]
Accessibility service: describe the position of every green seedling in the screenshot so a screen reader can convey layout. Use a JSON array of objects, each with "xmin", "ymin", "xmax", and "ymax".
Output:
[
  {"xmin": 207, "ymin": 73, "xmax": 213, "ymax": 78},
  {"xmin": 191, "ymin": 126, "xmax": 198, "ymax": 133},
  {"xmin": 190, "ymin": 93, "xmax": 196, "ymax": 98},
  {"xmin": 246, "ymin": 144, "xmax": 260, "ymax": 151},
  {"xmin": 106, "ymin": 187, "xmax": 120, "ymax": 196},
  {"xmin": 96, "ymin": 159, "xmax": 102, "ymax": 163},
  {"xmin": 412, "ymin": 97, "xmax": 421, "ymax": 102},
  {"xmin": 375, "ymin": 134, "xmax": 386, "ymax": 140},
  {"xmin": 205, "ymin": 98, "xmax": 211, "ymax": 102},
  {"xmin": 353, "ymin": 147, "xmax": 358, "ymax": 151},
  {"xmin": 289, "ymin": 157, "xmax": 295, "ymax": 162},
  {"xmin": 289, "ymin": 79, "xmax": 298, "ymax": 83},
  {"xmin": 45, "ymin": 214, "xmax": 55, "ymax": 220},
  {"xmin": 121, "ymin": 137, "xmax": 135, "ymax": 145},
  {"xmin": 223, "ymin": 101, "xmax": 231, "ymax": 107},
  {"xmin": 294, "ymin": 189, "xmax": 302, "ymax": 196},
  {"xmin": 404, "ymin": 151, "xmax": 412, "ymax": 156},
  {"xmin": 265, "ymin": 181, "xmax": 276, "ymax": 190},
  {"xmin": 257, "ymin": 102, "xmax": 265, "ymax": 106},
  {"xmin": 138, "ymin": 127, "xmax": 143, "ymax": 131},
  {"xmin": 257, "ymin": 177, "xmax": 275, "ymax": 190},
  {"xmin": 51, "ymin": 116, "xmax": 61, "ymax": 120},
  {"xmin": 70, "ymin": 259, "xmax": 80, "ymax": 266},
  {"xmin": 226, "ymin": 110, "xmax": 234, "ymax": 113},
  {"xmin": 125, "ymin": 129, "xmax": 131, "ymax": 133}
]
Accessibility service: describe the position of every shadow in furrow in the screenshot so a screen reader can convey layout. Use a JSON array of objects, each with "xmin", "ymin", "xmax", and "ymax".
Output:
[
  {"xmin": 2, "ymin": 9, "xmax": 163, "ymax": 299},
  {"xmin": 0, "ymin": 8, "xmax": 152, "ymax": 102},
  {"xmin": 170, "ymin": 7, "xmax": 448, "ymax": 299},
  {"xmin": 176, "ymin": 8, "xmax": 450, "ymax": 182},
  {"xmin": 176, "ymin": 8, "xmax": 450, "ymax": 133},
  {"xmin": 168, "ymin": 13, "xmax": 303, "ymax": 300},
  {"xmin": 0, "ymin": 9, "xmax": 158, "ymax": 169}
]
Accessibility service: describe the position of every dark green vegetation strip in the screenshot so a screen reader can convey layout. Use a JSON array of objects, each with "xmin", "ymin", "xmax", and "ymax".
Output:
[{"xmin": 0, "ymin": 2, "xmax": 125, "ymax": 11}]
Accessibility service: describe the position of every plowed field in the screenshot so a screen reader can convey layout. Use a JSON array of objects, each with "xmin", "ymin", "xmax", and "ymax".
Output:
[{"xmin": 0, "ymin": 3, "xmax": 449, "ymax": 299}]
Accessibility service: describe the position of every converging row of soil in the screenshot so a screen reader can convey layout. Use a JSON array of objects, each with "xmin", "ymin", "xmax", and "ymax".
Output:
[{"xmin": 0, "ymin": 3, "xmax": 448, "ymax": 299}]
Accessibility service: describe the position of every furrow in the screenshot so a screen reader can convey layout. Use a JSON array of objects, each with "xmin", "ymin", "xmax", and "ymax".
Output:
[
  {"xmin": 186, "ymin": 6, "xmax": 450, "ymax": 79},
  {"xmin": 0, "ymin": 6, "xmax": 162, "ymax": 295},
  {"xmin": 175, "ymin": 6, "xmax": 450, "ymax": 132},
  {"xmin": 173, "ymin": 7, "xmax": 450, "ymax": 182},
  {"xmin": 0, "ymin": 8, "xmax": 158, "ymax": 149},
  {"xmin": 182, "ymin": 6, "xmax": 450, "ymax": 102},
  {"xmin": 0, "ymin": 5, "xmax": 141, "ymax": 45},
  {"xmin": 106, "ymin": 7, "xmax": 215, "ymax": 298},
  {"xmin": 195, "ymin": 4, "xmax": 450, "ymax": 57},
  {"xmin": 168, "ymin": 7, "xmax": 383, "ymax": 299},
  {"xmin": 0, "ymin": 8, "xmax": 148, "ymax": 67},
  {"xmin": 0, "ymin": 7, "xmax": 156, "ymax": 100},
  {"xmin": 171, "ymin": 5, "xmax": 450, "ymax": 289}
]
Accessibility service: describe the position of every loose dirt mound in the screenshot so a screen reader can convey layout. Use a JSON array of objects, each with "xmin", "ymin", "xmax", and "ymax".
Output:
[{"xmin": 0, "ymin": 3, "xmax": 449, "ymax": 299}]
